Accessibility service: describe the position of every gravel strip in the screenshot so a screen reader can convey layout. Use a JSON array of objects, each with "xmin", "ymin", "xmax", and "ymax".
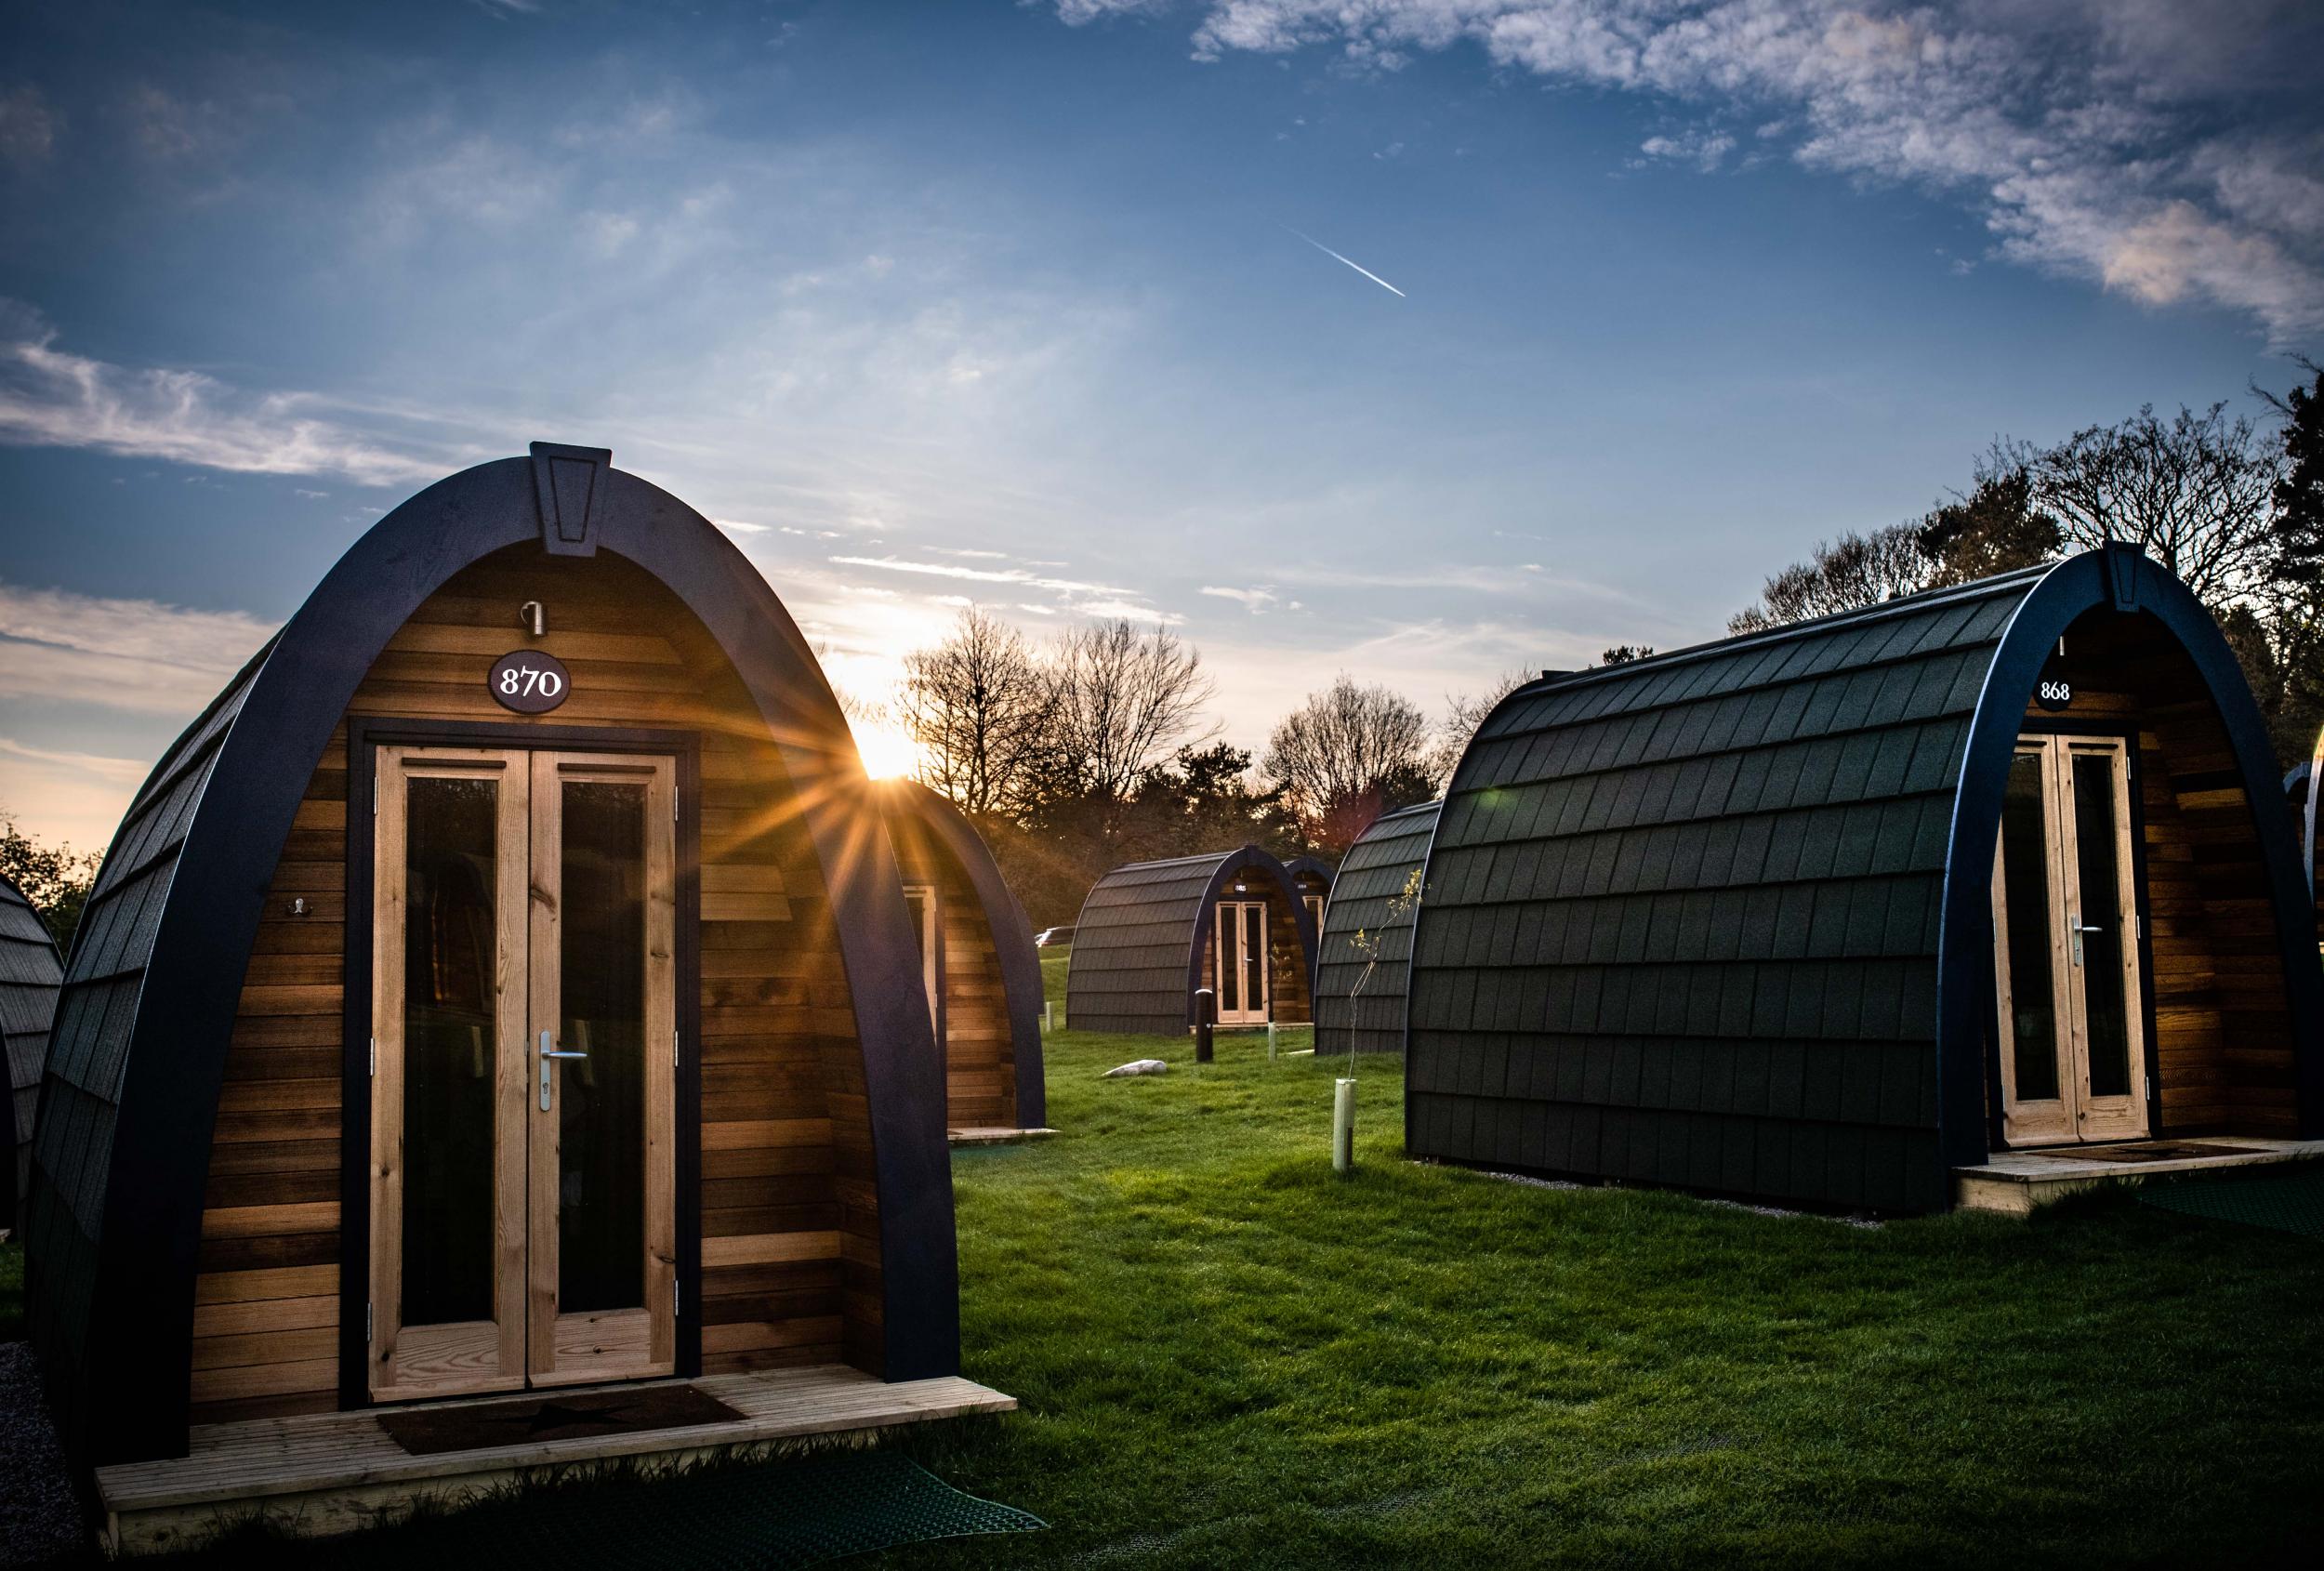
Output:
[{"xmin": 0, "ymin": 1342, "xmax": 84, "ymax": 1568}]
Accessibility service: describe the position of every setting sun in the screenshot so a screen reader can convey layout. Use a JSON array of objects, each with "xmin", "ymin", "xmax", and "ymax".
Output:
[{"xmin": 852, "ymin": 721, "xmax": 923, "ymax": 781}]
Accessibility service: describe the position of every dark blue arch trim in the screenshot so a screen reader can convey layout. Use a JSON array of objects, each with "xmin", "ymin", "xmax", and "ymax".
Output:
[
  {"xmin": 1937, "ymin": 545, "xmax": 2324, "ymax": 1168},
  {"xmin": 883, "ymin": 781, "xmax": 1047, "ymax": 1129},
  {"xmin": 1182, "ymin": 846, "xmax": 1318, "ymax": 1025},
  {"xmin": 86, "ymin": 453, "xmax": 956, "ymax": 1463}
]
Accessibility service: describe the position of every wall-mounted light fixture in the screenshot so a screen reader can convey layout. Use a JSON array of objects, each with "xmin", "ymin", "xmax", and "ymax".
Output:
[
  {"xmin": 1233, "ymin": 881, "xmax": 1246, "ymax": 893},
  {"xmin": 521, "ymin": 601, "xmax": 547, "ymax": 638},
  {"xmin": 289, "ymin": 897, "xmax": 310, "ymax": 918}
]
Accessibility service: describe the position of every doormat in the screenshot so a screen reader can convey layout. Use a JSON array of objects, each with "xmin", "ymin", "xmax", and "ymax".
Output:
[
  {"xmin": 2030, "ymin": 1142, "xmax": 2268, "ymax": 1164},
  {"xmin": 331, "ymin": 1448, "xmax": 1044, "ymax": 1570},
  {"xmin": 2138, "ymin": 1163, "xmax": 2324, "ymax": 1242},
  {"xmin": 379, "ymin": 1384, "xmax": 747, "ymax": 1456}
]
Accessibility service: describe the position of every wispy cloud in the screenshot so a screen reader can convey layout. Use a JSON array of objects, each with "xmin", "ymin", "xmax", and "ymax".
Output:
[
  {"xmin": 0, "ymin": 300, "xmax": 456, "ymax": 483},
  {"xmin": 1638, "ymin": 128, "xmax": 1736, "ymax": 174},
  {"xmin": 1056, "ymin": 0, "xmax": 2324, "ymax": 342},
  {"xmin": 1201, "ymin": 585, "xmax": 1280, "ymax": 612},
  {"xmin": 0, "ymin": 579, "xmax": 277, "ymax": 714}
]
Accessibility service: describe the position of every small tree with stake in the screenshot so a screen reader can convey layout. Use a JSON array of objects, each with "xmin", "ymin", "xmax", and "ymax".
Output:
[{"xmin": 1331, "ymin": 866, "xmax": 1421, "ymax": 1174}]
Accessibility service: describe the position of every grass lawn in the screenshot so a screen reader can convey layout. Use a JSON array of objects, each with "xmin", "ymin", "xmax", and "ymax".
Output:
[{"xmin": 14, "ymin": 949, "xmax": 2324, "ymax": 1566}]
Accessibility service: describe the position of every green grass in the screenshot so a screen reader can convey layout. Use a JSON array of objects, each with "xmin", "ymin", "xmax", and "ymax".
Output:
[
  {"xmin": 23, "ymin": 973, "xmax": 2322, "ymax": 1566},
  {"xmin": 884, "ymin": 1032, "xmax": 2324, "ymax": 1567}
]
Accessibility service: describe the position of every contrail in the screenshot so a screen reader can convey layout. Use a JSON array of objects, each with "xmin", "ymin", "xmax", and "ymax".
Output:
[{"xmin": 1285, "ymin": 228, "xmax": 1406, "ymax": 298}]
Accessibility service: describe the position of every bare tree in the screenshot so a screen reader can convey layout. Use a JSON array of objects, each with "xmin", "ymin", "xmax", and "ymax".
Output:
[
  {"xmin": 1265, "ymin": 676, "xmax": 1433, "ymax": 852},
  {"xmin": 1052, "ymin": 619, "xmax": 1214, "ymax": 826},
  {"xmin": 1428, "ymin": 668, "xmax": 1529, "ymax": 786},
  {"xmin": 1727, "ymin": 522, "xmax": 1932, "ymax": 633},
  {"xmin": 2018, "ymin": 402, "xmax": 2278, "ymax": 606},
  {"xmin": 895, "ymin": 606, "xmax": 1059, "ymax": 820}
]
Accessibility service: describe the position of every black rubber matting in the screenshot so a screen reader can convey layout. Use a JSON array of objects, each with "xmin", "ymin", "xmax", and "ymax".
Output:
[
  {"xmin": 332, "ymin": 1448, "xmax": 1044, "ymax": 1569},
  {"xmin": 2138, "ymin": 1163, "xmax": 2324, "ymax": 1242}
]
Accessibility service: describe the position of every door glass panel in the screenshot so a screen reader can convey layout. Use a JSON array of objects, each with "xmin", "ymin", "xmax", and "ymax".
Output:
[
  {"xmin": 558, "ymin": 780, "xmax": 646, "ymax": 1314},
  {"xmin": 2071, "ymin": 753, "xmax": 2133, "ymax": 1099},
  {"xmin": 1999, "ymin": 753, "xmax": 2059, "ymax": 1102},
  {"xmin": 1244, "ymin": 906, "xmax": 1265, "ymax": 1012},
  {"xmin": 1218, "ymin": 905, "xmax": 1239, "ymax": 1013},
  {"xmin": 402, "ymin": 775, "xmax": 499, "ymax": 1327}
]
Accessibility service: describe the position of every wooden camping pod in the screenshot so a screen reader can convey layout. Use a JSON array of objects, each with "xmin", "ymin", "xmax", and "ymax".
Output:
[
  {"xmin": 1406, "ymin": 546, "xmax": 2324, "ymax": 1212},
  {"xmin": 1064, "ymin": 846, "xmax": 1318, "ymax": 1036},
  {"xmin": 875, "ymin": 780, "xmax": 1047, "ymax": 1132},
  {"xmin": 1, "ymin": 872, "xmax": 63, "ymax": 1233},
  {"xmin": 25, "ymin": 446, "xmax": 959, "ymax": 1467}
]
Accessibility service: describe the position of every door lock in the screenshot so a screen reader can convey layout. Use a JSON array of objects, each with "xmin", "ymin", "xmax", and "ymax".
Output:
[{"xmin": 538, "ymin": 1029, "xmax": 588, "ymax": 1111}]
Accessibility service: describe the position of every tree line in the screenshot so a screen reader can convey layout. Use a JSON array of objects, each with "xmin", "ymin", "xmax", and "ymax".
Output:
[
  {"xmin": 883, "ymin": 611, "xmax": 1654, "ymax": 927},
  {"xmin": 1727, "ymin": 363, "xmax": 2324, "ymax": 768}
]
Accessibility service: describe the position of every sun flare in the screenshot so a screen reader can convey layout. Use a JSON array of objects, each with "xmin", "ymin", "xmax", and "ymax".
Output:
[{"xmin": 852, "ymin": 722, "xmax": 923, "ymax": 781}]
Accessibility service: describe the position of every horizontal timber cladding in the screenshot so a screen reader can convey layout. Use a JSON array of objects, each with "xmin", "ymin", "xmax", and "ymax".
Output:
[
  {"xmin": 1405, "ymin": 545, "xmax": 2323, "ymax": 1213},
  {"xmin": 27, "ymin": 449, "xmax": 957, "ymax": 1471},
  {"xmin": 878, "ymin": 781, "xmax": 1047, "ymax": 1131},
  {"xmin": 1, "ymin": 874, "xmax": 63, "ymax": 1231},
  {"xmin": 1314, "ymin": 801, "xmax": 1440, "ymax": 1058},
  {"xmin": 1064, "ymin": 846, "xmax": 1318, "ymax": 1036}
]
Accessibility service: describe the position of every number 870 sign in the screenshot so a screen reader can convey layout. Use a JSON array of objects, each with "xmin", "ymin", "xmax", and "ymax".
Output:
[{"xmin": 488, "ymin": 650, "xmax": 572, "ymax": 714}]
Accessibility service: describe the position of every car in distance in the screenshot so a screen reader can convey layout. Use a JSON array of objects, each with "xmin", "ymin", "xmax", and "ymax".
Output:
[{"xmin": 1034, "ymin": 925, "xmax": 1076, "ymax": 948}]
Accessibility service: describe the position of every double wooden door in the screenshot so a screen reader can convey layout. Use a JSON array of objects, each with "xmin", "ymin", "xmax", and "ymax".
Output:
[
  {"xmin": 1990, "ymin": 734, "xmax": 2148, "ymax": 1145},
  {"xmin": 1214, "ymin": 901, "xmax": 1270, "ymax": 1025},
  {"xmin": 368, "ymin": 746, "xmax": 677, "ymax": 1401}
]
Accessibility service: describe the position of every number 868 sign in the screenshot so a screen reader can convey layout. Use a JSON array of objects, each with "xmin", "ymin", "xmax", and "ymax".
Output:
[{"xmin": 488, "ymin": 650, "xmax": 572, "ymax": 714}]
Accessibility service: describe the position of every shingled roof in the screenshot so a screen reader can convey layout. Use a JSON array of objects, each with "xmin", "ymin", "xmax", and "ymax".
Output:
[
  {"xmin": 1, "ymin": 870, "xmax": 64, "ymax": 1231},
  {"xmin": 27, "ymin": 638, "xmax": 270, "ymax": 1445},
  {"xmin": 1313, "ymin": 799, "xmax": 1439, "ymax": 1058},
  {"xmin": 1064, "ymin": 846, "xmax": 1312, "ymax": 1036}
]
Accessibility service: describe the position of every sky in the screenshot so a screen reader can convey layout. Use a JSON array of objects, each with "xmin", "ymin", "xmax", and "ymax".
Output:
[{"xmin": 2, "ymin": 0, "xmax": 2320, "ymax": 848}]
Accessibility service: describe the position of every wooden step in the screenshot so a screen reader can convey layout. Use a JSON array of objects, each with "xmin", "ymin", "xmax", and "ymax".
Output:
[
  {"xmin": 95, "ymin": 1365, "xmax": 1015, "ymax": 1556},
  {"xmin": 1954, "ymin": 1137, "xmax": 2324, "ymax": 1216}
]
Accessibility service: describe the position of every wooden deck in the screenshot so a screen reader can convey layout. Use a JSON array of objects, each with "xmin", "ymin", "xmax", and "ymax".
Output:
[
  {"xmin": 1955, "ymin": 1137, "xmax": 2324, "ymax": 1216},
  {"xmin": 95, "ymin": 1366, "xmax": 1016, "ymax": 1556}
]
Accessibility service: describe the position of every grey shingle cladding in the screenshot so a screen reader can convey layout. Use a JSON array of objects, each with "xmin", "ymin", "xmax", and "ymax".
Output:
[
  {"xmin": 1314, "ymin": 800, "xmax": 1439, "ymax": 1057},
  {"xmin": 1064, "ymin": 851, "xmax": 1240, "ymax": 1036},
  {"xmin": 24, "ymin": 640, "xmax": 268, "ymax": 1445},
  {"xmin": 1407, "ymin": 566, "xmax": 2050, "ymax": 1213},
  {"xmin": 2, "ymin": 872, "xmax": 63, "ymax": 1227}
]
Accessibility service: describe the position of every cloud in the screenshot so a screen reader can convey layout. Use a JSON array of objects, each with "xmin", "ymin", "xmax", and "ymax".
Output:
[
  {"xmin": 1201, "ymin": 585, "xmax": 1280, "ymax": 612},
  {"xmin": 0, "ymin": 86, "xmax": 58, "ymax": 167},
  {"xmin": 1639, "ymin": 129, "xmax": 1735, "ymax": 173},
  {"xmin": 0, "ymin": 300, "xmax": 456, "ymax": 483},
  {"xmin": 1047, "ymin": 0, "xmax": 2324, "ymax": 342},
  {"xmin": 0, "ymin": 579, "xmax": 277, "ymax": 714},
  {"xmin": 829, "ymin": 553, "xmax": 1125, "ymax": 598}
]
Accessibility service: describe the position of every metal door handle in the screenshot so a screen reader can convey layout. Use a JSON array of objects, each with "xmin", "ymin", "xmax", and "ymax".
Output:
[{"xmin": 539, "ymin": 1030, "xmax": 586, "ymax": 1111}]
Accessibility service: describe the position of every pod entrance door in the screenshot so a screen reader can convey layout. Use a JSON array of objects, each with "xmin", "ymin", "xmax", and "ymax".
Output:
[
  {"xmin": 1990, "ymin": 734, "xmax": 2148, "ymax": 1146},
  {"xmin": 367, "ymin": 746, "xmax": 678, "ymax": 1402}
]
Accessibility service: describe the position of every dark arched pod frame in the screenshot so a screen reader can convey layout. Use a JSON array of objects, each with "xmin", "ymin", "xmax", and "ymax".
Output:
[
  {"xmin": 879, "ymin": 779, "xmax": 1048, "ymax": 1129},
  {"xmin": 55, "ymin": 449, "xmax": 956, "ymax": 1464},
  {"xmin": 1934, "ymin": 546, "xmax": 2324, "ymax": 1167},
  {"xmin": 1179, "ymin": 845, "xmax": 1320, "ymax": 1026}
]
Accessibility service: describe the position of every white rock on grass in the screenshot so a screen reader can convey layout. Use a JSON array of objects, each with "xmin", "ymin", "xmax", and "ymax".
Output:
[{"xmin": 1102, "ymin": 1058, "xmax": 1168, "ymax": 1077}]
